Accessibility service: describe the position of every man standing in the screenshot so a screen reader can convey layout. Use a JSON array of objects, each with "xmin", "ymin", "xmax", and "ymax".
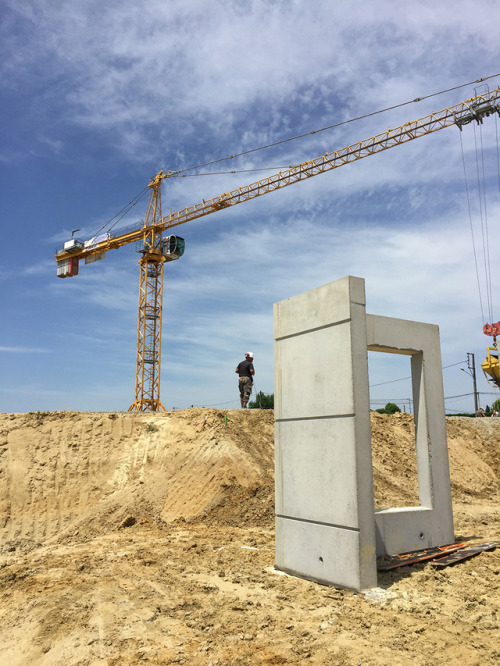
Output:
[{"xmin": 235, "ymin": 352, "xmax": 255, "ymax": 408}]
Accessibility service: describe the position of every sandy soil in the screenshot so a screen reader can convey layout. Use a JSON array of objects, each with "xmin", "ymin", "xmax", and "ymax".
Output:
[{"xmin": 0, "ymin": 409, "xmax": 498, "ymax": 665}]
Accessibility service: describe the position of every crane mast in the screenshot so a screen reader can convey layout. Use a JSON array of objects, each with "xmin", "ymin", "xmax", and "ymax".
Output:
[
  {"xmin": 129, "ymin": 171, "xmax": 168, "ymax": 412},
  {"xmin": 55, "ymin": 86, "xmax": 500, "ymax": 411}
]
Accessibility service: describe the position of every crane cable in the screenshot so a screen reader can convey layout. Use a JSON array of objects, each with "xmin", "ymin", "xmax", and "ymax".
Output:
[
  {"xmin": 460, "ymin": 129, "xmax": 489, "ymax": 325},
  {"xmin": 166, "ymin": 73, "xmax": 500, "ymax": 178},
  {"xmin": 460, "ymin": 108, "xmax": 500, "ymax": 328},
  {"xmin": 88, "ymin": 73, "xmax": 500, "ymax": 237},
  {"xmin": 474, "ymin": 120, "xmax": 494, "ymax": 325},
  {"xmin": 106, "ymin": 187, "xmax": 150, "ymax": 232},
  {"xmin": 86, "ymin": 185, "xmax": 150, "ymax": 240},
  {"xmin": 459, "ymin": 129, "xmax": 485, "ymax": 324}
]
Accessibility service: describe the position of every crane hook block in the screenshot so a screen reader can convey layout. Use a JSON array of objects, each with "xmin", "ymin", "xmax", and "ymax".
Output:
[
  {"xmin": 161, "ymin": 235, "xmax": 185, "ymax": 262},
  {"xmin": 483, "ymin": 322, "xmax": 500, "ymax": 337}
]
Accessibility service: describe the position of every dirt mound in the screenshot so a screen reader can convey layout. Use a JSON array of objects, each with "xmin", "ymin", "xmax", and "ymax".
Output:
[
  {"xmin": 0, "ymin": 409, "xmax": 498, "ymax": 665},
  {"xmin": 0, "ymin": 409, "xmax": 275, "ymax": 551},
  {"xmin": 371, "ymin": 412, "xmax": 500, "ymax": 508},
  {"xmin": 2, "ymin": 409, "xmax": 497, "ymax": 549}
]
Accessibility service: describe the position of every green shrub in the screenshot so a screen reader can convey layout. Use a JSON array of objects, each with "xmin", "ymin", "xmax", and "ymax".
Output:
[
  {"xmin": 376, "ymin": 402, "xmax": 401, "ymax": 415},
  {"xmin": 249, "ymin": 392, "xmax": 274, "ymax": 409}
]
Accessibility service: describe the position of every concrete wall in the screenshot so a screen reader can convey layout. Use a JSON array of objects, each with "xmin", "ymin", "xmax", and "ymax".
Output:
[
  {"xmin": 274, "ymin": 276, "xmax": 377, "ymax": 590},
  {"xmin": 274, "ymin": 276, "xmax": 454, "ymax": 590}
]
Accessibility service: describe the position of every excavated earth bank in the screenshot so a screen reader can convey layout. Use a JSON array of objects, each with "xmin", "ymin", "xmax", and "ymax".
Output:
[{"xmin": 0, "ymin": 409, "xmax": 498, "ymax": 665}]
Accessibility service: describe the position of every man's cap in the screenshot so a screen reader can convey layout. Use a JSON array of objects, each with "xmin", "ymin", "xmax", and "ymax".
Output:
[{"xmin": 245, "ymin": 351, "xmax": 254, "ymax": 358}]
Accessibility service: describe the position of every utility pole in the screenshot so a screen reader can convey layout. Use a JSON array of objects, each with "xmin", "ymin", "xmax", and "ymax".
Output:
[{"xmin": 462, "ymin": 353, "xmax": 479, "ymax": 413}]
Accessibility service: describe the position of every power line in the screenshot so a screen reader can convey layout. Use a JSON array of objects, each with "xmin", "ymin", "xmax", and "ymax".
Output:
[
  {"xmin": 370, "ymin": 398, "xmax": 412, "ymax": 404},
  {"xmin": 443, "ymin": 360, "xmax": 470, "ymax": 369},
  {"xmin": 176, "ymin": 388, "xmax": 499, "ymax": 411},
  {"xmin": 370, "ymin": 376, "xmax": 411, "ymax": 388},
  {"xmin": 369, "ymin": 359, "xmax": 467, "ymax": 387},
  {"xmin": 180, "ymin": 359, "xmax": 479, "ymax": 410}
]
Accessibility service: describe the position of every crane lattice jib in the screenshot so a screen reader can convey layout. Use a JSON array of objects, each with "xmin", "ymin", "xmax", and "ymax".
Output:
[
  {"xmin": 55, "ymin": 87, "xmax": 500, "ymax": 263},
  {"xmin": 159, "ymin": 89, "xmax": 500, "ymax": 229}
]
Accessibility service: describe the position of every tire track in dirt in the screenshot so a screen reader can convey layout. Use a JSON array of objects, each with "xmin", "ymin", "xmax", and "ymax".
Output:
[
  {"xmin": 0, "ymin": 409, "xmax": 276, "ymax": 550},
  {"xmin": 0, "ymin": 413, "xmax": 144, "ymax": 549},
  {"xmin": 2, "ymin": 410, "xmax": 497, "ymax": 551}
]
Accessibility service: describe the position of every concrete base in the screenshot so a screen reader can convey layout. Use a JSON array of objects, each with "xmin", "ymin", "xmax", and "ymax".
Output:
[{"xmin": 274, "ymin": 276, "xmax": 454, "ymax": 590}]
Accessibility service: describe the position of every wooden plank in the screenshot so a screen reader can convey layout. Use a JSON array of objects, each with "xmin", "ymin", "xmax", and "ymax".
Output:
[
  {"xmin": 378, "ymin": 542, "xmax": 467, "ymax": 571},
  {"xmin": 431, "ymin": 542, "xmax": 497, "ymax": 568}
]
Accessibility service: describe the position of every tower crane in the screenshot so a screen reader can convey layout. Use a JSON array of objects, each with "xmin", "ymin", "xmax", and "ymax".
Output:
[{"xmin": 55, "ymin": 86, "xmax": 500, "ymax": 411}]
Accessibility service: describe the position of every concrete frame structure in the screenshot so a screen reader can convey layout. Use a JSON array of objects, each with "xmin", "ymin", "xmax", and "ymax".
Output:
[{"xmin": 274, "ymin": 276, "xmax": 454, "ymax": 590}]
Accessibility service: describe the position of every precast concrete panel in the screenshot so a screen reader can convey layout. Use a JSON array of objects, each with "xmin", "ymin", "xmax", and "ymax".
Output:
[
  {"xmin": 275, "ymin": 417, "xmax": 359, "ymax": 526},
  {"xmin": 274, "ymin": 277, "xmax": 366, "ymax": 340},
  {"xmin": 275, "ymin": 517, "xmax": 364, "ymax": 590},
  {"xmin": 274, "ymin": 276, "xmax": 377, "ymax": 590},
  {"xmin": 275, "ymin": 324, "xmax": 355, "ymax": 418}
]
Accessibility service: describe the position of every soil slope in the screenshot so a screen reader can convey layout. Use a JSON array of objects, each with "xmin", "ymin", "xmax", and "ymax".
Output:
[{"xmin": 0, "ymin": 409, "xmax": 498, "ymax": 665}]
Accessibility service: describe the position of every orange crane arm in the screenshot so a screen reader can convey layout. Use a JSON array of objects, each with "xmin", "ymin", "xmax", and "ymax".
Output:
[{"xmin": 56, "ymin": 87, "xmax": 500, "ymax": 263}]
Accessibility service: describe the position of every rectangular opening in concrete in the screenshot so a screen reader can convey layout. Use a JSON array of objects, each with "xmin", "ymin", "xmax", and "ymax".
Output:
[{"xmin": 368, "ymin": 351, "xmax": 420, "ymax": 509}]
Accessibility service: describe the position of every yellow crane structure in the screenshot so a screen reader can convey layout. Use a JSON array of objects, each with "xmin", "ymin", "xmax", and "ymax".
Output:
[
  {"xmin": 482, "ymin": 322, "xmax": 500, "ymax": 388},
  {"xmin": 55, "ymin": 86, "xmax": 500, "ymax": 411}
]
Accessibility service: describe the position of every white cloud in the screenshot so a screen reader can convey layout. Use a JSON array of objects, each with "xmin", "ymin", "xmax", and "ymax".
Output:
[
  {"xmin": 2, "ymin": 0, "xmax": 499, "ymax": 163},
  {"xmin": 17, "ymin": 259, "xmax": 55, "ymax": 277}
]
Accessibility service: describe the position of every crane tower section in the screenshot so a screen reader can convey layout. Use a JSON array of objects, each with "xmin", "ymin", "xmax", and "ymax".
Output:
[{"xmin": 129, "ymin": 171, "xmax": 185, "ymax": 412}]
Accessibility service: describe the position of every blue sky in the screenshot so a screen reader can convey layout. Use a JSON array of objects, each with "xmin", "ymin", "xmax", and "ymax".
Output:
[{"xmin": 1, "ymin": 0, "xmax": 500, "ymax": 413}]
